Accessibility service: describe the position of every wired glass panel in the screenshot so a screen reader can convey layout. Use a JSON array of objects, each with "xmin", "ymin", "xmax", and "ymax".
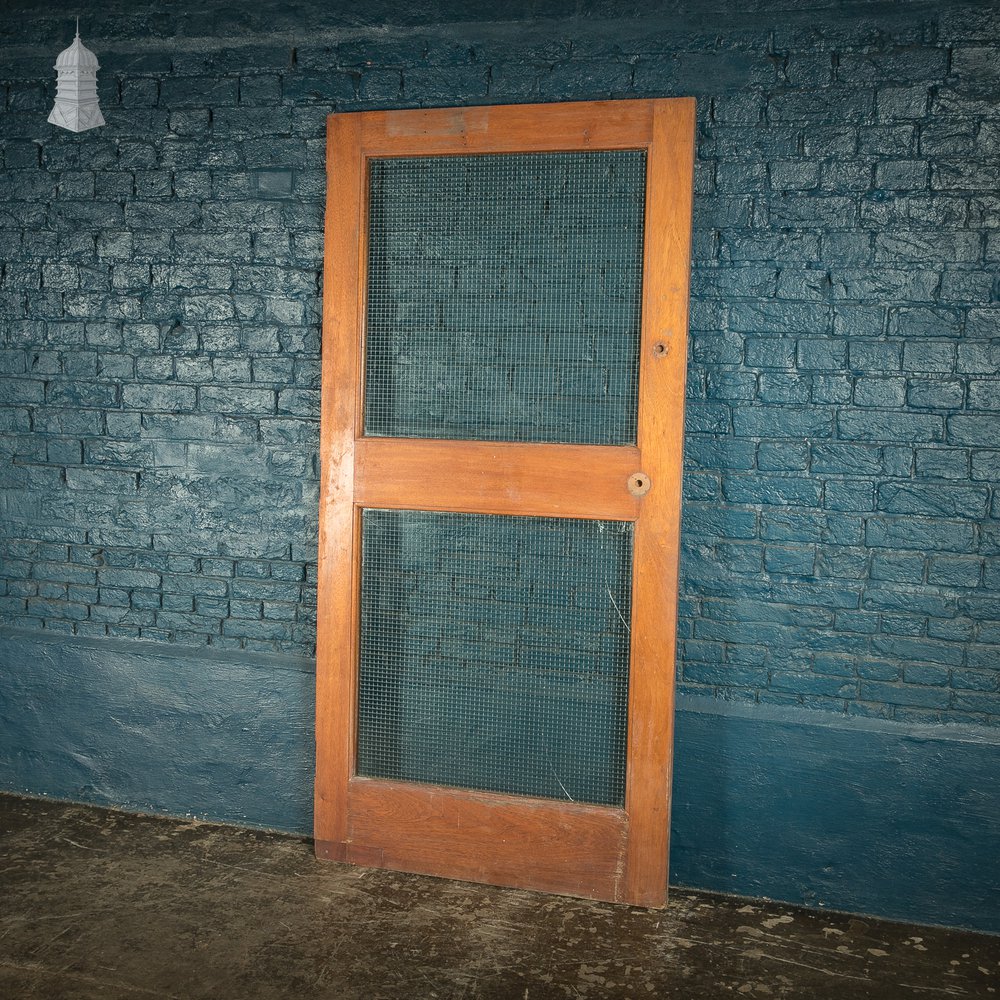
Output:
[
  {"xmin": 364, "ymin": 150, "xmax": 647, "ymax": 445},
  {"xmin": 357, "ymin": 509, "xmax": 633, "ymax": 806}
]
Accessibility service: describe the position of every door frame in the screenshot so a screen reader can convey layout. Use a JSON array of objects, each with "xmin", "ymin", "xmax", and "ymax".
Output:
[{"xmin": 315, "ymin": 98, "xmax": 695, "ymax": 906}]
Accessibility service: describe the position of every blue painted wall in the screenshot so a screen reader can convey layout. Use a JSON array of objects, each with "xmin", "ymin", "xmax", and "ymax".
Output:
[{"xmin": 1, "ymin": 0, "xmax": 999, "ymax": 931}]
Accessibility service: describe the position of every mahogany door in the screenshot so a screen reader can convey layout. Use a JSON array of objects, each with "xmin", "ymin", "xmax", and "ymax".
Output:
[{"xmin": 315, "ymin": 98, "xmax": 695, "ymax": 906}]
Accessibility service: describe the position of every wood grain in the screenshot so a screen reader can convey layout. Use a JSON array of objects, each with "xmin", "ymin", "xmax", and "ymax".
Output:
[
  {"xmin": 355, "ymin": 438, "xmax": 640, "ymax": 521},
  {"xmin": 314, "ymin": 114, "xmax": 364, "ymax": 852},
  {"xmin": 621, "ymin": 98, "xmax": 696, "ymax": 907},
  {"xmin": 338, "ymin": 778, "xmax": 629, "ymax": 901},
  {"xmin": 359, "ymin": 100, "xmax": 654, "ymax": 157},
  {"xmin": 315, "ymin": 99, "xmax": 695, "ymax": 907}
]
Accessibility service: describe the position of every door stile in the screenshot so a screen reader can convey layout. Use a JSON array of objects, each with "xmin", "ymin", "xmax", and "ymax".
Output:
[
  {"xmin": 621, "ymin": 98, "xmax": 696, "ymax": 906},
  {"xmin": 315, "ymin": 113, "xmax": 365, "ymax": 861}
]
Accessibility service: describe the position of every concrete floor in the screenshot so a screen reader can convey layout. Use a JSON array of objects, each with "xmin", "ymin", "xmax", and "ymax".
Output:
[{"xmin": 0, "ymin": 794, "xmax": 996, "ymax": 999}]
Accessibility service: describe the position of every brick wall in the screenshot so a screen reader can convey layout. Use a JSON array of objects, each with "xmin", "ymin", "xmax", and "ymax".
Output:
[{"xmin": 1, "ymin": 0, "xmax": 998, "ymax": 725}]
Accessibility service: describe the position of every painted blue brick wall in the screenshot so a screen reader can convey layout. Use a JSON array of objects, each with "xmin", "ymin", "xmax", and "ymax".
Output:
[
  {"xmin": 2, "ymin": 0, "xmax": 1000, "ymax": 932},
  {"xmin": 2, "ymin": 0, "xmax": 998, "ymax": 725}
]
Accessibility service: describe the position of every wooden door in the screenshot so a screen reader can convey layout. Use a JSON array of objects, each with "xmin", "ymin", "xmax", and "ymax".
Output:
[{"xmin": 315, "ymin": 99, "xmax": 695, "ymax": 906}]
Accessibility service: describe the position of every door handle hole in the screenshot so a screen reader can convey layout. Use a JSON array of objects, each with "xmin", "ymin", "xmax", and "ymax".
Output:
[{"xmin": 627, "ymin": 472, "xmax": 651, "ymax": 497}]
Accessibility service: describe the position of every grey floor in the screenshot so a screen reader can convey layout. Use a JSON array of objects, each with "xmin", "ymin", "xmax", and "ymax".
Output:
[{"xmin": 0, "ymin": 793, "xmax": 996, "ymax": 999}]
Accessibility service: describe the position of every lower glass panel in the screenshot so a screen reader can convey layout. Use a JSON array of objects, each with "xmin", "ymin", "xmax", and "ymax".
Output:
[{"xmin": 357, "ymin": 509, "xmax": 633, "ymax": 807}]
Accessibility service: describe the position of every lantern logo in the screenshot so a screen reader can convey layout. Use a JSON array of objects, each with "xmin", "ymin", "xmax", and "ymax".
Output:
[{"xmin": 48, "ymin": 20, "xmax": 106, "ymax": 133}]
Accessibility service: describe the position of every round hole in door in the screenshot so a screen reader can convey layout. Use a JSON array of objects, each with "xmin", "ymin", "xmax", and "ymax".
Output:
[{"xmin": 627, "ymin": 472, "xmax": 651, "ymax": 497}]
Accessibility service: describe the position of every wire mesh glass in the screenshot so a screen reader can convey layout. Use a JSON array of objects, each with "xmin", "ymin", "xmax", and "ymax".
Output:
[
  {"xmin": 357, "ymin": 509, "xmax": 633, "ymax": 806},
  {"xmin": 364, "ymin": 150, "xmax": 647, "ymax": 446}
]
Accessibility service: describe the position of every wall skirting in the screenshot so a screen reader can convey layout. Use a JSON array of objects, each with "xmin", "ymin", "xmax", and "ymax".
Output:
[
  {"xmin": 0, "ymin": 628, "xmax": 314, "ymax": 833},
  {"xmin": 1, "ymin": 629, "xmax": 997, "ymax": 933},
  {"xmin": 670, "ymin": 696, "xmax": 1000, "ymax": 934}
]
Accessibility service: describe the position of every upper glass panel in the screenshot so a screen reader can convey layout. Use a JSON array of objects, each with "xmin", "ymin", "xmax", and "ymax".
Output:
[{"xmin": 363, "ymin": 150, "xmax": 647, "ymax": 445}]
